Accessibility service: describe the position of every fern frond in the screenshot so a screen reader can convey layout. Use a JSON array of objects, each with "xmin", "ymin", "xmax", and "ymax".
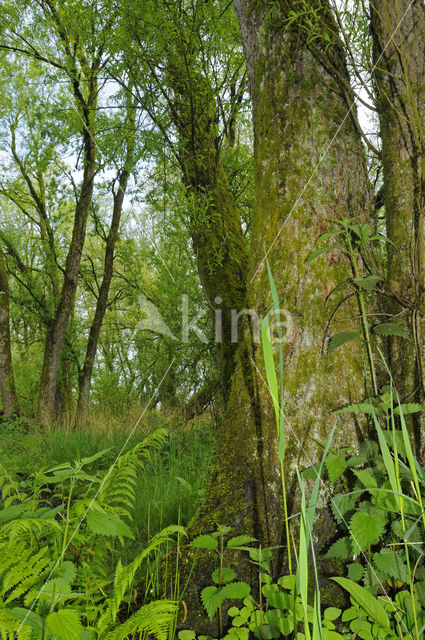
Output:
[{"xmin": 105, "ymin": 600, "xmax": 178, "ymax": 640}]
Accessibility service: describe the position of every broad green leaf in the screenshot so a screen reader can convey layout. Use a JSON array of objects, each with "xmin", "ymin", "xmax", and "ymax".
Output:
[
  {"xmin": 86, "ymin": 509, "xmax": 134, "ymax": 539},
  {"xmin": 352, "ymin": 275, "xmax": 381, "ymax": 291},
  {"xmin": 46, "ymin": 609, "xmax": 83, "ymax": 640},
  {"xmin": 178, "ymin": 632, "xmax": 196, "ymax": 640},
  {"xmin": 79, "ymin": 448, "xmax": 112, "ymax": 467},
  {"xmin": 331, "ymin": 577, "xmax": 389, "ymax": 628},
  {"xmin": 354, "ymin": 468, "xmax": 377, "ymax": 489},
  {"xmin": 8, "ymin": 608, "xmax": 44, "ymax": 638},
  {"xmin": 350, "ymin": 510, "xmax": 385, "ymax": 551},
  {"xmin": 372, "ymin": 323, "xmax": 409, "ymax": 339},
  {"xmin": 0, "ymin": 504, "xmax": 24, "ymax": 524},
  {"xmin": 221, "ymin": 581, "xmax": 250, "ymax": 600},
  {"xmin": 227, "ymin": 535, "xmax": 257, "ymax": 548},
  {"xmin": 324, "ymin": 607, "xmax": 341, "ymax": 621},
  {"xmin": 325, "ymin": 454, "xmax": 347, "ymax": 482},
  {"xmin": 394, "ymin": 403, "xmax": 424, "ymax": 415},
  {"xmin": 373, "ymin": 549, "xmax": 409, "ymax": 583},
  {"xmin": 190, "ymin": 534, "xmax": 218, "ymax": 550},
  {"xmin": 212, "ymin": 566, "xmax": 236, "ymax": 585},
  {"xmin": 347, "ymin": 563, "xmax": 364, "ymax": 581},
  {"xmin": 327, "ymin": 331, "xmax": 360, "ymax": 354},
  {"xmin": 326, "ymin": 537, "xmax": 352, "ymax": 559},
  {"xmin": 201, "ymin": 585, "xmax": 222, "ymax": 620}
]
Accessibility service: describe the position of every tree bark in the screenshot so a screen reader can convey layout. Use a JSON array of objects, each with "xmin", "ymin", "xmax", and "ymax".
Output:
[
  {"xmin": 182, "ymin": 0, "xmax": 370, "ymax": 629},
  {"xmin": 0, "ymin": 250, "xmax": 19, "ymax": 417},
  {"xmin": 370, "ymin": 0, "xmax": 425, "ymax": 447},
  {"xmin": 75, "ymin": 169, "xmax": 130, "ymax": 427},
  {"xmin": 38, "ymin": 98, "xmax": 97, "ymax": 427}
]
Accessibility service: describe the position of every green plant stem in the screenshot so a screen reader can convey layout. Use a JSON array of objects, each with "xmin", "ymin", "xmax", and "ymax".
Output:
[{"xmin": 61, "ymin": 477, "xmax": 75, "ymax": 558}]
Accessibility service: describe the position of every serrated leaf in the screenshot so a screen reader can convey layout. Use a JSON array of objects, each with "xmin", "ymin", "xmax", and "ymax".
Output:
[
  {"xmin": 212, "ymin": 566, "xmax": 236, "ymax": 585},
  {"xmin": 227, "ymin": 535, "xmax": 257, "ymax": 548},
  {"xmin": 350, "ymin": 511, "xmax": 385, "ymax": 551},
  {"xmin": 335, "ymin": 402, "xmax": 375, "ymax": 415},
  {"xmin": 326, "ymin": 536, "xmax": 352, "ymax": 559},
  {"xmin": 331, "ymin": 493, "xmax": 356, "ymax": 524},
  {"xmin": 221, "ymin": 581, "xmax": 250, "ymax": 600},
  {"xmin": 347, "ymin": 563, "xmax": 364, "ymax": 581},
  {"xmin": 327, "ymin": 331, "xmax": 360, "ymax": 354},
  {"xmin": 46, "ymin": 609, "xmax": 82, "ymax": 640},
  {"xmin": 86, "ymin": 509, "xmax": 134, "ymax": 539},
  {"xmin": 353, "ymin": 275, "xmax": 381, "ymax": 291},
  {"xmin": 326, "ymin": 454, "xmax": 347, "ymax": 482},
  {"xmin": 373, "ymin": 323, "xmax": 409, "ymax": 339},
  {"xmin": 373, "ymin": 549, "xmax": 409, "ymax": 583},
  {"xmin": 305, "ymin": 246, "xmax": 334, "ymax": 263},
  {"xmin": 394, "ymin": 403, "xmax": 424, "ymax": 415},
  {"xmin": 354, "ymin": 468, "xmax": 377, "ymax": 489},
  {"xmin": 201, "ymin": 585, "xmax": 223, "ymax": 620},
  {"xmin": 331, "ymin": 577, "xmax": 389, "ymax": 628},
  {"xmin": 190, "ymin": 534, "xmax": 218, "ymax": 550}
]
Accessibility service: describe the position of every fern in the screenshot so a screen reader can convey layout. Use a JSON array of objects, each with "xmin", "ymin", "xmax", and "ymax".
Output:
[{"xmin": 105, "ymin": 600, "xmax": 178, "ymax": 640}]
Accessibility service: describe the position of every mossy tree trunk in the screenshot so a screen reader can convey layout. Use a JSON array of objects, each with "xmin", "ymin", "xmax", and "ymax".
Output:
[
  {"xmin": 0, "ymin": 250, "xmax": 19, "ymax": 417},
  {"xmin": 371, "ymin": 0, "xmax": 425, "ymax": 447},
  {"xmin": 183, "ymin": 0, "xmax": 370, "ymax": 628}
]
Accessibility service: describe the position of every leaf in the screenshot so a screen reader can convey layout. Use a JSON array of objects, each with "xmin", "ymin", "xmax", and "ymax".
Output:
[
  {"xmin": 352, "ymin": 275, "xmax": 381, "ymax": 291},
  {"xmin": 325, "ymin": 454, "xmax": 347, "ymax": 482},
  {"xmin": 331, "ymin": 577, "xmax": 389, "ymax": 628},
  {"xmin": 373, "ymin": 323, "xmax": 409, "ymax": 339},
  {"xmin": 227, "ymin": 535, "xmax": 257, "ymax": 548},
  {"xmin": 324, "ymin": 607, "xmax": 341, "ymax": 621},
  {"xmin": 46, "ymin": 609, "xmax": 83, "ymax": 640},
  {"xmin": 201, "ymin": 585, "xmax": 223, "ymax": 620},
  {"xmin": 330, "ymin": 493, "xmax": 356, "ymax": 524},
  {"xmin": 178, "ymin": 632, "xmax": 196, "ymax": 640},
  {"xmin": 305, "ymin": 246, "xmax": 334, "ymax": 263},
  {"xmin": 8, "ymin": 608, "xmax": 44, "ymax": 638},
  {"xmin": 394, "ymin": 403, "xmax": 424, "ymax": 415},
  {"xmin": 373, "ymin": 549, "xmax": 409, "ymax": 583},
  {"xmin": 354, "ymin": 468, "xmax": 378, "ymax": 489},
  {"xmin": 261, "ymin": 314, "xmax": 280, "ymax": 433},
  {"xmin": 327, "ymin": 331, "xmax": 360, "ymax": 354},
  {"xmin": 326, "ymin": 537, "xmax": 352, "ymax": 559},
  {"xmin": 335, "ymin": 402, "xmax": 375, "ymax": 415},
  {"xmin": 349, "ymin": 511, "xmax": 385, "ymax": 552},
  {"xmin": 347, "ymin": 563, "xmax": 364, "ymax": 581},
  {"xmin": 221, "ymin": 581, "xmax": 250, "ymax": 600},
  {"xmin": 0, "ymin": 504, "xmax": 25, "ymax": 524},
  {"xmin": 86, "ymin": 509, "xmax": 134, "ymax": 539},
  {"xmin": 190, "ymin": 534, "xmax": 218, "ymax": 550},
  {"xmin": 212, "ymin": 567, "xmax": 236, "ymax": 585}
]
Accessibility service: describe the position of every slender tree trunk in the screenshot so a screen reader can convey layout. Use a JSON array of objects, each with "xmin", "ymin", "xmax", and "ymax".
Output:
[
  {"xmin": 75, "ymin": 170, "xmax": 130, "ymax": 427},
  {"xmin": 182, "ymin": 0, "xmax": 370, "ymax": 629},
  {"xmin": 38, "ymin": 117, "xmax": 96, "ymax": 427},
  {"xmin": 0, "ymin": 250, "xmax": 19, "ymax": 417},
  {"xmin": 370, "ymin": 0, "xmax": 425, "ymax": 448}
]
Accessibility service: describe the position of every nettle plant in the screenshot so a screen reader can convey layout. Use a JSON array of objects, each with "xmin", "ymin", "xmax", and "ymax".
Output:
[{"xmin": 0, "ymin": 429, "xmax": 183, "ymax": 640}]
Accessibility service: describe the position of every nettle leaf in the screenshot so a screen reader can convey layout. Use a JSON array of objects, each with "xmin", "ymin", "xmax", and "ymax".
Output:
[
  {"xmin": 326, "ymin": 537, "xmax": 352, "ymax": 559},
  {"xmin": 190, "ymin": 534, "xmax": 218, "ymax": 550},
  {"xmin": 347, "ymin": 563, "xmax": 364, "ymax": 581},
  {"xmin": 201, "ymin": 586, "xmax": 223, "ymax": 620},
  {"xmin": 331, "ymin": 493, "xmax": 356, "ymax": 524},
  {"xmin": 46, "ymin": 609, "xmax": 82, "ymax": 640},
  {"xmin": 352, "ymin": 275, "xmax": 381, "ymax": 291},
  {"xmin": 372, "ymin": 323, "xmax": 409, "ymax": 339},
  {"xmin": 221, "ymin": 581, "xmax": 250, "ymax": 600},
  {"xmin": 327, "ymin": 331, "xmax": 360, "ymax": 354},
  {"xmin": 326, "ymin": 454, "xmax": 347, "ymax": 482},
  {"xmin": 227, "ymin": 535, "xmax": 257, "ymax": 548},
  {"xmin": 335, "ymin": 402, "xmax": 375, "ymax": 415},
  {"xmin": 373, "ymin": 549, "xmax": 409, "ymax": 583},
  {"xmin": 212, "ymin": 567, "xmax": 236, "ymax": 585},
  {"xmin": 394, "ymin": 403, "xmax": 424, "ymax": 415},
  {"xmin": 86, "ymin": 509, "xmax": 134, "ymax": 539},
  {"xmin": 305, "ymin": 246, "xmax": 334, "ymax": 264},
  {"xmin": 350, "ymin": 511, "xmax": 385, "ymax": 551},
  {"xmin": 354, "ymin": 468, "xmax": 378, "ymax": 489}
]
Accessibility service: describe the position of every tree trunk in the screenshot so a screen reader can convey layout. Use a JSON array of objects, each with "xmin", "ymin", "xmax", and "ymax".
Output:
[
  {"xmin": 75, "ymin": 168, "xmax": 130, "ymax": 427},
  {"xmin": 0, "ymin": 250, "xmax": 19, "ymax": 417},
  {"xmin": 171, "ymin": 67, "xmax": 249, "ymax": 395},
  {"xmin": 370, "ymin": 0, "xmax": 425, "ymax": 447},
  {"xmin": 38, "ymin": 118, "xmax": 96, "ymax": 428},
  {"xmin": 182, "ymin": 0, "xmax": 370, "ymax": 629}
]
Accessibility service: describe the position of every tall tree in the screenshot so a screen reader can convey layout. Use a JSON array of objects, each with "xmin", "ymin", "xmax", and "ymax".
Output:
[
  {"xmin": 370, "ymin": 0, "xmax": 425, "ymax": 446},
  {"xmin": 0, "ymin": 250, "xmax": 19, "ymax": 416},
  {"xmin": 182, "ymin": 1, "xmax": 370, "ymax": 627}
]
